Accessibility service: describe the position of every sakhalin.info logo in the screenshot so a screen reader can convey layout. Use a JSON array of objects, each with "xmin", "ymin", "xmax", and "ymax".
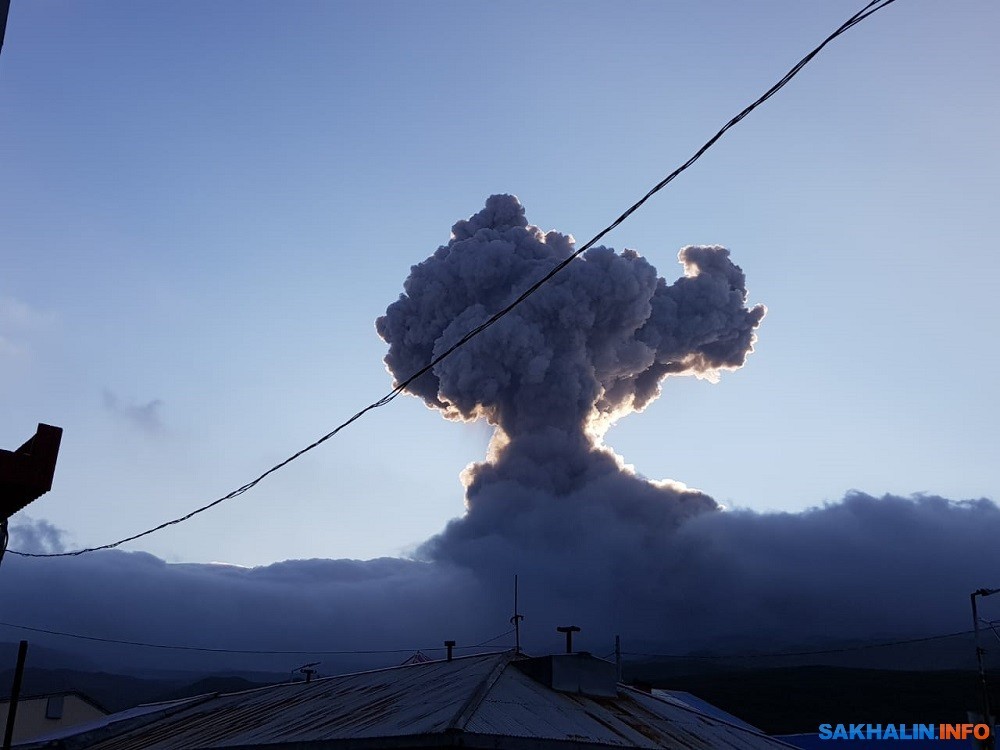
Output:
[{"xmin": 818, "ymin": 724, "xmax": 991, "ymax": 741}]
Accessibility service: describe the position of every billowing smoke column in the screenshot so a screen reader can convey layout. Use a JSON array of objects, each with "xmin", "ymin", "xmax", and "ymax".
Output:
[
  {"xmin": 375, "ymin": 196, "xmax": 1000, "ymax": 651},
  {"xmin": 377, "ymin": 195, "xmax": 762, "ymax": 524},
  {"xmin": 378, "ymin": 194, "xmax": 764, "ymax": 439},
  {"xmin": 377, "ymin": 195, "xmax": 763, "ymax": 610}
]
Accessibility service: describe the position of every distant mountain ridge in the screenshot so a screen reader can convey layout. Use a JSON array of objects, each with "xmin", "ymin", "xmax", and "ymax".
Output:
[
  {"xmin": 0, "ymin": 665, "xmax": 279, "ymax": 712},
  {"xmin": 0, "ymin": 641, "xmax": 100, "ymax": 673}
]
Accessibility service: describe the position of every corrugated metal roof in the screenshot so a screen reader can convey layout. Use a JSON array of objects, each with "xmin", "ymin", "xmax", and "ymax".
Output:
[
  {"xmin": 17, "ymin": 696, "xmax": 210, "ymax": 749},
  {"xmin": 469, "ymin": 669, "xmax": 787, "ymax": 749},
  {"xmin": 651, "ymin": 690, "xmax": 761, "ymax": 733},
  {"xmin": 57, "ymin": 652, "xmax": 797, "ymax": 750},
  {"xmin": 78, "ymin": 653, "xmax": 505, "ymax": 750}
]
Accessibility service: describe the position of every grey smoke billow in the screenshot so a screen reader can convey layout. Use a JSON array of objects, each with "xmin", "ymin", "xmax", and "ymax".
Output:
[
  {"xmin": 377, "ymin": 194, "xmax": 765, "ymax": 437},
  {"xmin": 7, "ymin": 516, "xmax": 66, "ymax": 555},
  {"xmin": 373, "ymin": 196, "xmax": 998, "ymax": 650},
  {"xmin": 377, "ymin": 194, "xmax": 765, "ymax": 557}
]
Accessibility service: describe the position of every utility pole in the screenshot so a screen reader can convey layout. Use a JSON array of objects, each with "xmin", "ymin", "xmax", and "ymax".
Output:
[
  {"xmin": 2, "ymin": 640, "xmax": 27, "ymax": 750},
  {"xmin": 972, "ymin": 588, "xmax": 1000, "ymax": 750}
]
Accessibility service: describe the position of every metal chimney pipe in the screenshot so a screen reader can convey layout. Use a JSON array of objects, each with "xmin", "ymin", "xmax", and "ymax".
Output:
[
  {"xmin": 444, "ymin": 640, "xmax": 456, "ymax": 661},
  {"xmin": 294, "ymin": 661, "xmax": 320, "ymax": 685},
  {"xmin": 556, "ymin": 625, "xmax": 581, "ymax": 654}
]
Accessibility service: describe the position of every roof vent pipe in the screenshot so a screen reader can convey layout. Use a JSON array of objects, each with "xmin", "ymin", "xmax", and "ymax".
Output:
[
  {"xmin": 445, "ymin": 640, "xmax": 456, "ymax": 661},
  {"xmin": 556, "ymin": 625, "xmax": 581, "ymax": 654}
]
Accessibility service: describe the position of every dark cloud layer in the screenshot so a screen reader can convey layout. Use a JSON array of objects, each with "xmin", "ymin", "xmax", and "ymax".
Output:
[
  {"xmin": 0, "ymin": 546, "xmax": 490, "ymax": 674},
  {"xmin": 3, "ymin": 493, "xmax": 996, "ymax": 673},
  {"xmin": 1, "ymin": 198, "xmax": 995, "ymax": 674}
]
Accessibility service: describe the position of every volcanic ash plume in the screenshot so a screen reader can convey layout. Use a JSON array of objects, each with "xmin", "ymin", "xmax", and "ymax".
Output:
[
  {"xmin": 376, "ymin": 195, "xmax": 765, "ymax": 565},
  {"xmin": 371, "ymin": 196, "xmax": 1000, "ymax": 651}
]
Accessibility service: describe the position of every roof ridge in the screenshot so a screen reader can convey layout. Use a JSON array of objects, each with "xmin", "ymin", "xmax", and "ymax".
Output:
[
  {"xmin": 445, "ymin": 651, "xmax": 516, "ymax": 732},
  {"xmin": 318, "ymin": 649, "xmax": 507, "ymax": 679}
]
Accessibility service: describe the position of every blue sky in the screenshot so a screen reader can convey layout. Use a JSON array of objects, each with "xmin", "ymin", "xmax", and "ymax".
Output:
[{"xmin": 2, "ymin": 0, "xmax": 998, "ymax": 569}]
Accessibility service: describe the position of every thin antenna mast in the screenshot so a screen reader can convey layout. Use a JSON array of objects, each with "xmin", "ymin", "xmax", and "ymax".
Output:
[
  {"xmin": 510, "ymin": 574, "xmax": 524, "ymax": 654},
  {"xmin": 615, "ymin": 635, "xmax": 622, "ymax": 683}
]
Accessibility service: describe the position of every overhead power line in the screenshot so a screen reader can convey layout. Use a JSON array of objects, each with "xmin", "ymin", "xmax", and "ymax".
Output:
[
  {"xmin": 624, "ymin": 629, "xmax": 975, "ymax": 661},
  {"xmin": 7, "ymin": 0, "xmax": 897, "ymax": 558},
  {"xmin": 0, "ymin": 619, "xmax": 971, "ymax": 663},
  {"xmin": 475, "ymin": 628, "xmax": 516, "ymax": 647},
  {"xmin": 0, "ymin": 620, "xmax": 516, "ymax": 657}
]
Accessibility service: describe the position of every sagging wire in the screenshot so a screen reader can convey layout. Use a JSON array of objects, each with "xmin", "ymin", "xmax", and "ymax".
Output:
[{"xmin": 7, "ymin": 0, "xmax": 898, "ymax": 559}]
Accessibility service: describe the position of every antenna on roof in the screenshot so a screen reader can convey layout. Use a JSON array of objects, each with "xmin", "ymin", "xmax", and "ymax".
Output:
[
  {"xmin": 510, "ymin": 574, "xmax": 524, "ymax": 655},
  {"xmin": 615, "ymin": 635, "xmax": 622, "ymax": 683}
]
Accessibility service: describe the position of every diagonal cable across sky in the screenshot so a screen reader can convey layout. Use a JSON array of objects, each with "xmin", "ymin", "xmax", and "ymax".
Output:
[{"xmin": 6, "ymin": 0, "xmax": 897, "ymax": 560}]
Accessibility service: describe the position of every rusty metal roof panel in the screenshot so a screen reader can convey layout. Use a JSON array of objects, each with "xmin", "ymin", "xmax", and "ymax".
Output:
[
  {"xmin": 611, "ymin": 688, "xmax": 798, "ymax": 750},
  {"xmin": 652, "ymin": 689, "xmax": 761, "ymax": 733},
  {"xmin": 466, "ymin": 670, "xmax": 793, "ymax": 750},
  {"xmin": 466, "ymin": 665, "xmax": 657, "ymax": 746},
  {"xmin": 75, "ymin": 652, "xmax": 795, "ymax": 750},
  {"xmin": 15, "ymin": 696, "xmax": 210, "ymax": 749},
  {"xmin": 83, "ymin": 653, "xmax": 509, "ymax": 750}
]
